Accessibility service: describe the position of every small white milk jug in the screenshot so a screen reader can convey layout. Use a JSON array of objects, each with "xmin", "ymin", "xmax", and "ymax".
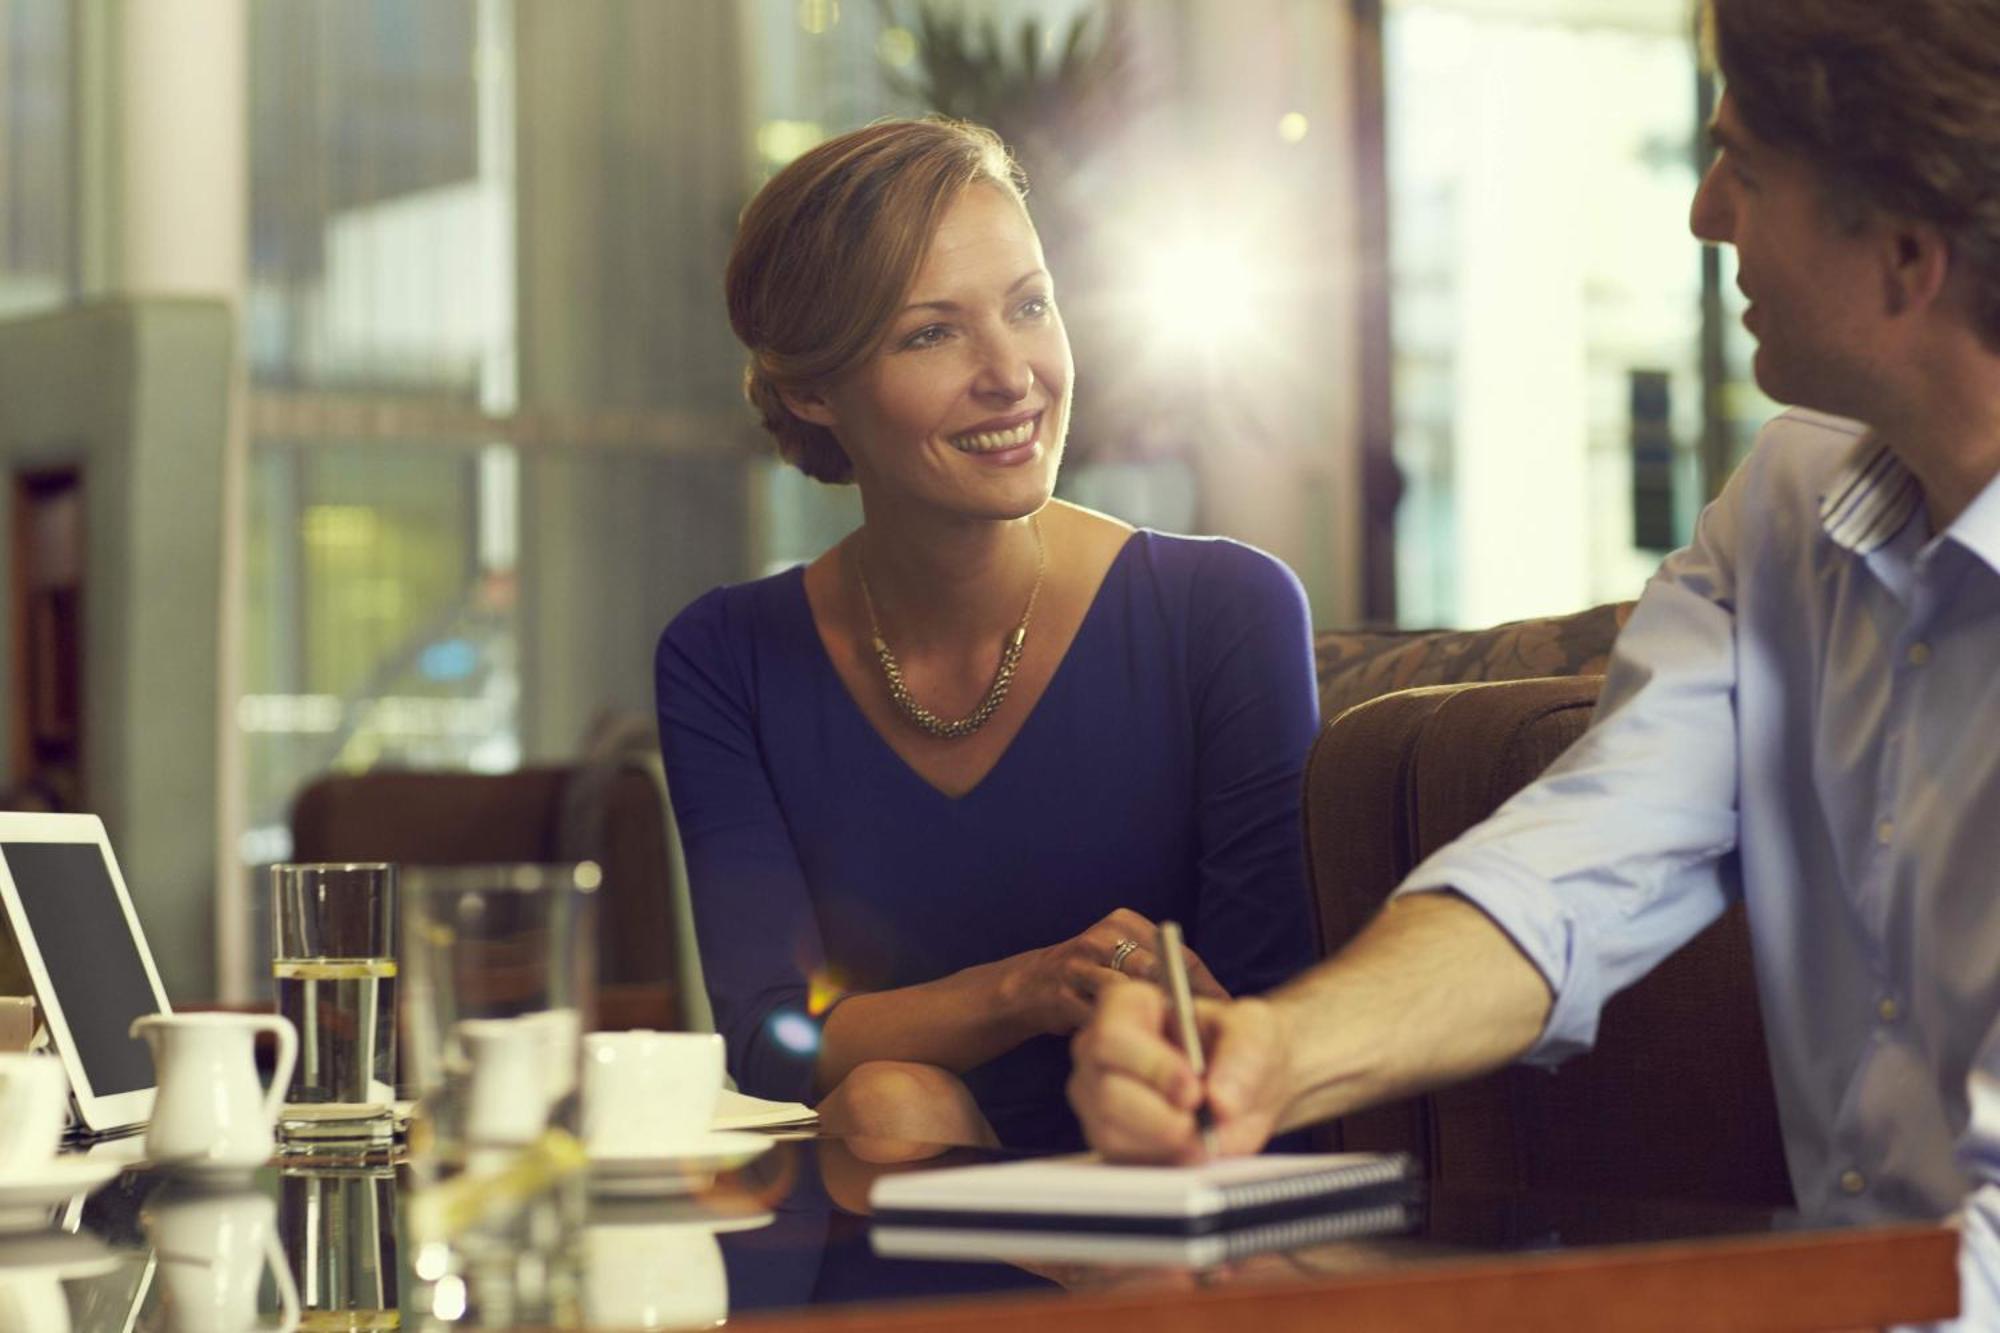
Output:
[
  {"xmin": 132, "ymin": 1013, "xmax": 298, "ymax": 1173},
  {"xmin": 458, "ymin": 1015, "xmax": 551, "ymax": 1147}
]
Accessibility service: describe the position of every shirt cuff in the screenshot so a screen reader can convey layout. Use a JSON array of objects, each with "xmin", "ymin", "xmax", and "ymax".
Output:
[{"xmin": 1393, "ymin": 845, "xmax": 1605, "ymax": 1066}]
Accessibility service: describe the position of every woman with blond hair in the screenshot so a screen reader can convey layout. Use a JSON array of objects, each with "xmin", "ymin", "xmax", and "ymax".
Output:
[{"xmin": 656, "ymin": 119, "xmax": 1318, "ymax": 1150}]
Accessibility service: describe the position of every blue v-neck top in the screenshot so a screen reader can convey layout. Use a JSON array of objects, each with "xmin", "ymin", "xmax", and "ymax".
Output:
[{"xmin": 655, "ymin": 530, "xmax": 1321, "ymax": 1148}]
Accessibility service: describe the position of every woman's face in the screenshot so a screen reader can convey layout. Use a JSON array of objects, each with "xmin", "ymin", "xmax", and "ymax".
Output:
[{"xmin": 796, "ymin": 183, "xmax": 1074, "ymax": 524}]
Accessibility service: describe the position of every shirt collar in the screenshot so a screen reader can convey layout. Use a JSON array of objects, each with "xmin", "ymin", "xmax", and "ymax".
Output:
[
  {"xmin": 1818, "ymin": 436, "xmax": 1922, "ymax": 555},
  {"xmin": 1818, "ymin": 433, "xmax": 2000, "ymax": 577},
  {"xmin": 1944, "ymin": 462, "xmax": 2000, "ymax": 577}
]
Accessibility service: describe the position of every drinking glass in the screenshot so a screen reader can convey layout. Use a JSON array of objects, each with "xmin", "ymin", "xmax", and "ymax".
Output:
[
  {"xmin": 400, "ymin": 862, "xmax": 598, "ymax": 1328},
  {"xmin": 271, "ymin": 863, "xmax": 398, "ymax": 1142},
  {"xmin": 278, "ymin": 1163, "xmax": 400, "ymax": 1331}
]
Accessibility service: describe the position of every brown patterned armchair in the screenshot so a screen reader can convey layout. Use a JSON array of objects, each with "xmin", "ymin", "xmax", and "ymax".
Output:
[
  {"xmin": 1303, "ymin": 603, "xmax": 1793, "ymax": 1208},
  {"xmin": 1315, "ymin": 602, "xmax": 1633, "ymax": 723}
]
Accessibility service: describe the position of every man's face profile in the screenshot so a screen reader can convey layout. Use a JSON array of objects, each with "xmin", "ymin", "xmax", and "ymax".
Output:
[{"xmin": 1689, "ymin": 92, "xmax": 1891, "ymax": 418}]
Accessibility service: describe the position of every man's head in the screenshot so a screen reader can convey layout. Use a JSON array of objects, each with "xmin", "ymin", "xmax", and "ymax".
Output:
[{"xmin": 1694, "ymin": 0, "xmax": 2000, "ymax": 412}]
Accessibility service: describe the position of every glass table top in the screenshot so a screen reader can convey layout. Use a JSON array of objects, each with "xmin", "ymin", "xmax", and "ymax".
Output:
[{"xmin": 17, "ymin": 1134, "xmax": 1813, "ymax": 1330}]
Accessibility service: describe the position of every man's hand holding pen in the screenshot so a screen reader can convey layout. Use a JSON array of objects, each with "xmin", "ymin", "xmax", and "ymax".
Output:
[{"xmin": 1067, "ymin": 959, "xmax": 1295, "ymax": 1164}]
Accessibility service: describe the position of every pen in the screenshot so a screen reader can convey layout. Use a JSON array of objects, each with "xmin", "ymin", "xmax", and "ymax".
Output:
[{"xmin": 1157, "ymin": 920, "xmax": 1219, "ymax": 1158}]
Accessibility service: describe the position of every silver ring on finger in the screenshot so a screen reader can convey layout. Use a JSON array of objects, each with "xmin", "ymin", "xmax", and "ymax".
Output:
[{"xmin": 1109, "ymin": 937, "xmax": 1139, "ymax": 974}]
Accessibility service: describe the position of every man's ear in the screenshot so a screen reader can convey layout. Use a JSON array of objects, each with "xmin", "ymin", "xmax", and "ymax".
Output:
[
  {"xmin": 780, "ymin": 385, "xmax": 839, "ymax": 430},
  {"xmin": 1883, "ymin": 218, "xmax": 1951, "ymax": 319}
]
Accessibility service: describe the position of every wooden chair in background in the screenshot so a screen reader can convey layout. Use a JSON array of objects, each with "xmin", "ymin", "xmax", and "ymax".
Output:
[{"xmin": 289, "ymin": 763, "xmax": 688, "ymax": 1031}]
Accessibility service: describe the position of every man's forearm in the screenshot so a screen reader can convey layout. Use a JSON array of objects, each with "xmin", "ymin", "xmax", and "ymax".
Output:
[{"xmin": 1267, "ymin": 891, "xmax": 1555, "ymax": 1132}]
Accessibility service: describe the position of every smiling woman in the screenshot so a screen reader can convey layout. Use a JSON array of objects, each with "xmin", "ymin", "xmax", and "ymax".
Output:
[{"xmin": 655, "ymin": 119, "xmax": 1322, "ymax": 1151}]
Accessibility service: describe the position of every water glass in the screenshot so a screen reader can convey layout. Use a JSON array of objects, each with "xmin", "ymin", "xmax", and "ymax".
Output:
[
  {"xmin": 278, "ymin": 1163, "xmax": 400, "ymax": 1330},
  {"xmin": 400, "ymin": 862, "xmax": 598, "ymax": 1328},
  {"xmin": 271, "ymin": 863, "xmax": 398, "ymax": 1138}
]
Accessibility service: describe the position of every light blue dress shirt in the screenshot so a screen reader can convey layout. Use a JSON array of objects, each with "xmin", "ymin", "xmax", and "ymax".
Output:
[{"xmin": 1397, "ymin": 407, "xmax": 2000, "ymax": 1325}]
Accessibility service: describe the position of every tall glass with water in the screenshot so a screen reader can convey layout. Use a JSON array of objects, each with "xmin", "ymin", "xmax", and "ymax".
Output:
[
  {"xmin": 278, "ymin": 1163, "xmax": 400, "ymax": 1330},
  {"xmin": 271, "ymin": 863, "xmax": 398, "ymax": 1142}
]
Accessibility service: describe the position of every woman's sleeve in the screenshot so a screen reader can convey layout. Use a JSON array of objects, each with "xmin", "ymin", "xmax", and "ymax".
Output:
[
  {"xmin": 1184, "ymin": 543, "xmax": 1323, "ymax": 997},
  {"xmin": 655, "ymin": 589, "xmax": 825, "ymax": 1102}
]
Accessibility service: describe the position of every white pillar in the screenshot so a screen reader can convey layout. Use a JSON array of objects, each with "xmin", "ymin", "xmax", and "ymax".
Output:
[
  {"xmin": 79, "ymin": 0, "xmax": 250, "ymax": 999},
  {"xmin": 118, "ymin": 0, "xmax": 247, "ymax": 295}
]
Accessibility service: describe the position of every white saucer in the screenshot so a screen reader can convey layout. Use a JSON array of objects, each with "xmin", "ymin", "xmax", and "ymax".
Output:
[
  {"xmin": 0, "ymin": 1158, "xmax": 126, "ymax": 1230},
  {"xmin": 142, "ymin": 1156, "xmax": 272, "ymax": 1183},
  {"xmin": 0, "ymin": 1230, "xmax": 123, "ymax": 1279},
  {"xmin": 586, "ymin": 1200, "xmax": 776, "ymax": 1235},
  {"xmin": 586, "ymin": 1131, "xmax": 774, "ymax": 1196},
  {"xmin": 278, "ymin": 1103, "xmax": 397, "ymax": 1123}
]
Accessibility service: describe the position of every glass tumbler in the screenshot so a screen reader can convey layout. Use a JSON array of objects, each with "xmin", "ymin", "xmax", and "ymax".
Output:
[
  {"xmin": 278, "ymin": 1162, "xmax": 400, "ymax": 1330},
  {"xmin": 271, "ymin": 862, "xmax": 399, "ymax": 1141},
  {"xmin": 399, "ymin": 862, "xmax": 598, "ymax": 1328}
]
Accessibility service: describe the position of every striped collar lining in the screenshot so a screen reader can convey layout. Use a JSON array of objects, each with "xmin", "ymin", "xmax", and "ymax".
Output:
[{"xmin": 1819, "ymin": 439, "xmax": 1922, "ymax": 555}]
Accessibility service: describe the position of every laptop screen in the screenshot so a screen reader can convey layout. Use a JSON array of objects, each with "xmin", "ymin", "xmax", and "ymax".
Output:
[{"xmin": 1, "ymin": 841, "xmax": 162, "ymax": 1096}]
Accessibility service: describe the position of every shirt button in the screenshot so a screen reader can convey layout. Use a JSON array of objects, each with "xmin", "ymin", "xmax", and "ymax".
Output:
[
  {"xmin": 1907, "ymin": 642, "xmax": 1932, "ymax": 667},
  {"xmin": 1877, "ymin": 820, "xmax": 1895, "ymax": 845},
  {"xmin": 1840, "ymin": 1170, "xmax": 1867, "ymax": 1195},
  {"xmin": 1878, "ymin": 996, "xmax": 1901, "ymax": 1023}
]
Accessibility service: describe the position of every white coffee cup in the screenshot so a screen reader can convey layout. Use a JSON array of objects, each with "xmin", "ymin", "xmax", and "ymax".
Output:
[
  {"xmin": 0, "ymin": 1056, "xmax": 67, "ymax": 1175},
  {"xmin": 0, "ymin": 1269, "xmax": 69, "ymax": 1333},
  {"xmin": 582, "ymin": 1031, "xmax": 724, "ymax": 1156}
]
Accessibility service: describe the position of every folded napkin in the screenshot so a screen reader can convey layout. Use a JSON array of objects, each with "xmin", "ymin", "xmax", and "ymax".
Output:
[{"xmin": 713, "ymin": 1089, "xmax": 817, "ymax": 1132}]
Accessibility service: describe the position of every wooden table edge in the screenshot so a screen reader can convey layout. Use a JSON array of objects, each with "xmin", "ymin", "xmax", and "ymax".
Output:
[{"xmin": 732, "ymin": 1219, "xmax": 1958, "ymax": 1333}]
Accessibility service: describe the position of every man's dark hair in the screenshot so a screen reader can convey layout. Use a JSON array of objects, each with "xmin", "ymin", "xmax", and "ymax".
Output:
[{"xmin": 1706, "ymin": 0, "xmax": 2000, "ymax": 347}]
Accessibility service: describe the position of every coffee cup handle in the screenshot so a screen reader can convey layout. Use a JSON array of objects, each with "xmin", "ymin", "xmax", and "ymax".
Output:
[
  {"xmin": 260, "ymin": 1228, "xmax": 301, "ymax": 1332},
  {"xmin": 253, "ymin": 1015, "xmax": 298, "ymax": 1126}
]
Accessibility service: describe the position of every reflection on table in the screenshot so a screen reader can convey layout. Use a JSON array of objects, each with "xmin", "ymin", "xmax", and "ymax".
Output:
[{"xmin": 1, "ymin": 1133, "xmax": 1957, "ymax": 1330}]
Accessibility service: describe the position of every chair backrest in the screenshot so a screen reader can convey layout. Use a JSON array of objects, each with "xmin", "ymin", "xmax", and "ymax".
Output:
[
  {"xmin": 289, "ymin": 766, "xmax": 681, "ymax": 1024},
  {"xmin": 1303, "ymin": 676, "xmax": 1794, "ymax": 1207},
  {"xmin": 1315, "ymin": 602, "xmax": 1633, "ymax": 723}
]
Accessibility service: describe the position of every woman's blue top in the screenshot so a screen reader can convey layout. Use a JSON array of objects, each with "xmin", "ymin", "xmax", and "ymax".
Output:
[{"xmin": 654, "ymin": 530, "xmax": 1321, "ymax": 1149}]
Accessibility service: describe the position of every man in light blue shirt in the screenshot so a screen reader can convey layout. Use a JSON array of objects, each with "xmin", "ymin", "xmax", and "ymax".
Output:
[{"xmin": 1068, "ymin": 0, "xmax": 2000, "ymax": 1319}]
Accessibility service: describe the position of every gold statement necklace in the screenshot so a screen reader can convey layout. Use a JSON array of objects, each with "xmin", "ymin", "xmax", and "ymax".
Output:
[{"xmin": 854, "ymin": 517, "xmax": 1045, "ymax": 740}]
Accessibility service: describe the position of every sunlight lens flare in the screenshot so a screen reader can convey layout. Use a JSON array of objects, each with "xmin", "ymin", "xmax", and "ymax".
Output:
[
  {"xmin": 806, "ymin": 969, "xmax": 847, "ymax": 1017},
  {"xmin": 1129, "ymin": 228, "xmax": 1269, "ymax": 364},
  {"xmin": 770, "ymin": 1010, "xmax": 821, "ymax": 1056}
]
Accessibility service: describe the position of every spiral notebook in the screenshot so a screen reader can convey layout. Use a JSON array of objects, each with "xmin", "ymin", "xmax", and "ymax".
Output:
[{"xmin": 868, "ymin": 1151, "xmax": 1415, "ymax": 1237}]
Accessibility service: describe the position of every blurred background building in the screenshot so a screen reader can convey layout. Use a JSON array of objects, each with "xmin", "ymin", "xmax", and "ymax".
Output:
[{"xmin": 0, "ymin": 0, "xmax": 1768, "ymax": 1000}]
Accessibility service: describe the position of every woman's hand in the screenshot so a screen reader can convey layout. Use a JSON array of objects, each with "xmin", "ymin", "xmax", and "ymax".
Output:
[{"xmin": 1002, "ymin": 908, "xmax": 1230, "ymax": 1038}]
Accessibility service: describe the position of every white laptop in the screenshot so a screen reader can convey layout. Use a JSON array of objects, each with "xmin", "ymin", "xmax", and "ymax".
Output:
[{"xmin": 0, "ymin": 813, "xmax": 172, "ymax": 1136}]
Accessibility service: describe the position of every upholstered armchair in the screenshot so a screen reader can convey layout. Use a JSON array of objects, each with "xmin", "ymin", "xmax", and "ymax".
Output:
[{"xmin": 1303, "ymin": 604, "xmax": 1793, "ymax": 1208}]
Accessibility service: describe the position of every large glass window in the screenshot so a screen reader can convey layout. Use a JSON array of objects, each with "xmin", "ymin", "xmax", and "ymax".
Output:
[
  {"xmin": 170, "ymin": 0, "xmax": 1795, "ymax": 966},
  {"xmin": 239, "ymin": 440, "xmax": 518, "ymax": 862},
  {"xmin": 247, "ymin": 0, "xmax": 492, "ymax": 396},
  {"xmin": 242, "ymin": 0, "xmax": 518, "ymax": 864},
  {"xmin": 1385, "ymin": 0, "xmax": 1769, "ymax": 627},
  {"xmin": 0, "ymin": 0, "xmax": 73, "ymax": 315}
]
